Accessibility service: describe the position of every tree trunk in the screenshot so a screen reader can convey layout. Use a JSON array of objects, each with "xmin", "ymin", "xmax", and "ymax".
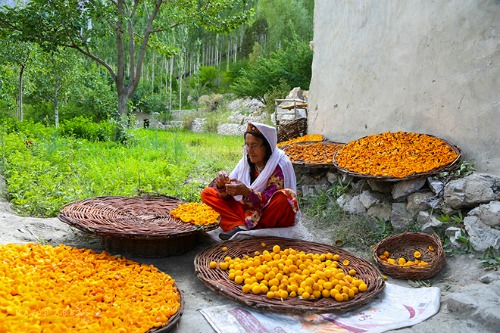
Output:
[
  {"xmin": 17, "ymin": 64, "xmax": 24, "ymax": 121},
  {"xmin": 118, "ymin": 91, "xmax": 128, "ymax": 118},
  {"xmin": 54, "ymin": 75, "xmax": 59, "ymax": 128}
]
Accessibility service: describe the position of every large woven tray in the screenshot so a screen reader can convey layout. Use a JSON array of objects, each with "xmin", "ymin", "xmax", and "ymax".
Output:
[
  {"xmin": 58, "ymin": 195, "xmax": 218, "ymax": 257},
  {"xmin": 149, "ymin": 282, "xmax": 184, "ymax": 333},
  {"xmin": 282, "ymin": 140, "xmax": 345, "ymax": 168},
  {"xmin": 372, "ymin": 232, "xmax": 446, "ymax": 280},
  {"xmin": 195, "ymin": 237, "xmax": 385, "ymax": 314},
  {"xmin": 332, "ymin": 133, "xmax": 462, "ymax": 181}
]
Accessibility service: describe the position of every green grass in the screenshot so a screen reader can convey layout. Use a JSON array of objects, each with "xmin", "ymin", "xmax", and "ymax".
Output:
[{"xmin": 0, "ymin": 124, "xmax": 242, "ymax": 217}]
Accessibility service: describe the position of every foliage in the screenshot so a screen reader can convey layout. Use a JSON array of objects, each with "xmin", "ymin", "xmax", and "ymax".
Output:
[
  {"xmin": 230, "ymin": 37, "xmax": 313, "ymax": 103},
  {"xmin": 0, "ymin": 119, "xmax": 242, "ymax": 217},
  {"xmin": 0, "ymin": 0, "xmax": 254, "ymax": 116},
  {"xmin": 437, "ymin": 160, "xmax": 475, "ymax": 180},
  {"xmin": 481, "ymin": 246, "xmax": 500, "ymax": 271},
  {"xmin": 57, "ymin": 117, "xmax": 116, "ymax": 142}
]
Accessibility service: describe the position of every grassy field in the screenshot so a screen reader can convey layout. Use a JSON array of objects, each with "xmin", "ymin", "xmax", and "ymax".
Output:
[{"xmin": 0, "ymin": 122, "xmax": 243, "ymax": 217}]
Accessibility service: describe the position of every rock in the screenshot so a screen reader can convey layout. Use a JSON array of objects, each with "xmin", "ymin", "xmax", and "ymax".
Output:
[
  {"xmin": 217, "ymin": 123, "xmax": 245, "ymax": 136},
  {"xmin": 367, "ymin": 179, "xmax": 393, "ymax": 193},
  {"xmin": 445, "ymin": 226, "xmax": 468, "ymax": 250},
  {"xmin": 336, "ymin": 194, "xmax": 366, "ymax": 215},
  {"xmin": 464, "ymin": 216, "xmax": 500, "ymax": 252},
  {"xmin": 407, "ymin": 191, "xmax": 435, "ymax": 211},
  {"xmin": 427, "ymin": 177, "xmax": 444, "ymax": 195},
  {"xmin": 191, "ymin": 118, "xmax": 206, "ymax": 132},
  {"xmin": 443, "ymin": 174, "xmax": 498, "ymax": 209},
  {"xmin": 359, "ymin": 190, "xmax": 383, "ymax": 209},
  {"xmin": 479, "ymin": 272, "xmax": 500, "ymax": 284},
  {"xmin": 418, "ymin": 211, "xmax": 444, "ymax": 233},
  {"xmin": 390, "ymin": 203, "xmax": 417, "ymax": 230},
  {"xmin": 326, "ymin": 171, "xmax": 338, "ymax": 184},
  {"xmin": 301, "ymin": 184, "xmax": 328, "ymax": 197},
  {"xmin": 366, "ymin": 202, "xmax": 392, "ymax": 221},
  {"xmin": 445, "ymin": 280, "xmax": 500, "ymax": 331},
  {"xmin": 392, "ymin": 178, "xmax": 426, "ymax": 201},
  {"xmin": 468, "ymin": 201, "xmax": 500, "ymax": 227}
]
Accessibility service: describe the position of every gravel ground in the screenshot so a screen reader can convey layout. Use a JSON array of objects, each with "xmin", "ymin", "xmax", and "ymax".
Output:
[{"xmin": 0, "ymin": 175, "xmax": 498, "ymax": 332}]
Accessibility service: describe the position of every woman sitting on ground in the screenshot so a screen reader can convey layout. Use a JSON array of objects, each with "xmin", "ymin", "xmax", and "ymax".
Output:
[{"xmin": 201, "ymin": 121, "xmax": 300, "ymax": 240}]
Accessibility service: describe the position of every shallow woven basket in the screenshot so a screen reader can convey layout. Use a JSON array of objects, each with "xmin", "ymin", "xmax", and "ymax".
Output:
[
  {"xmin": 277, "ymin": 118, "xmax": 308, "ymax": 143},
  {"xmin": 58, "ymin": 195, "xmax": 218, "ymax": 257},
  {"xmin": 332, "ymin": 134, "xmax": 462, "ymax": 181},
  {"xmin": 282, "ymin": 140, "xmax": 345, "ymax": 169},
  {"xmin": 148, "ymin": 283, "xmax": 184, "ymax": 333},
  {"xmin": 372, "ymin": 232, "xmax": 446, "ymax": 280},
  {"xmin": 195, "ymin": 237, "xmax": 385, "ymax": 314}
]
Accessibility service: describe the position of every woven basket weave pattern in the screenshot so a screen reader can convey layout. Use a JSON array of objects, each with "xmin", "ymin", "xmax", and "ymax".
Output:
[
  {"xmin": 195, "ymin": 237, "xmax": 385, "ymax": 314},
  {"xmin": 372, "ymin": 232, "xmax": 446, "ymax": 280},
  {"xmin": 58, "ymin": 195, "xmax": 216, "ymax": 257}
]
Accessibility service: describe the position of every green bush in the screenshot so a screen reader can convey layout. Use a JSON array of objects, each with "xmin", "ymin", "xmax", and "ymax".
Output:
[{"xmin": 57, "ymin": 116, "xmax": 115, "ymax": 142}]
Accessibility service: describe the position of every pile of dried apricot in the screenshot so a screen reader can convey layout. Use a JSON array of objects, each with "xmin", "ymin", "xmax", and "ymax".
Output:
[
  {"xmin": 170, "ymin": 202, "xmax": 220, "ymax": 226},
  {"xmin": 277, "ymin": 134, "xmax": 323, "ymax": 147},
  {"xmin": 378, "ymin": 249, "xmax": 430, "ymax": 267},
  {"xmin": 282, "ymin": 141, "xmax": 344, "ymax": 164},
  {"xmin": 0, "ymin": 243, "xmax": 180, "ymax": 332},
  {"xmin": 334, "ymin": 131, "xmax": 458, "ymax": 178},
  {"xmin": 209, "ymin": 243, "xmax": 368, "ymax": 302}
]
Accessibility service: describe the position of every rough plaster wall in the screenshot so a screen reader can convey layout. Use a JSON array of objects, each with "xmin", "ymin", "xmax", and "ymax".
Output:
[{"xmin": 308, "ymin": 0, "xmax": 500, "ymax": 175}]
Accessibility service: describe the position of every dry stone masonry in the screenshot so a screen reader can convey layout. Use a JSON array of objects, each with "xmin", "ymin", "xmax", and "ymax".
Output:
[{"xmin": 298, "ymin": 168, "xmax": 500, "ymax": 254}]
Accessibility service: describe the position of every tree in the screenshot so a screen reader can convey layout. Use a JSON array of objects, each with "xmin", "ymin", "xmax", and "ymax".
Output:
[
  {"xmin": 0, "ymin": 0, "xmax": 253, "ymax": 118},
  {"xmin": 0, "ymin": 33, "xmax": 35, "ymax": 120},
  {"xmin": 230, "ymin": 37, "xmax": 313, "ymax": 104}
]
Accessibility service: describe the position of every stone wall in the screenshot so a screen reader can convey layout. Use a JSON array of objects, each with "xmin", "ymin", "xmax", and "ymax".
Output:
[
  {"xmin": 297, "ymin": 167, "xmax": 500, "ymax": 254},
  {"xmin": 308, "ymin": 1, "xmax": 500, "ymax": 176}
]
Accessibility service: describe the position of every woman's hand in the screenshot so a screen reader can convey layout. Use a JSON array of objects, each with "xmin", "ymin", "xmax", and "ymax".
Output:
[
  {"xmin": 225, "ymin": 179, "xmax": 250, "ymax": 197},
  {"xmin": 215, "ymin": 171, "xmax": 230, "ymax": 188}
]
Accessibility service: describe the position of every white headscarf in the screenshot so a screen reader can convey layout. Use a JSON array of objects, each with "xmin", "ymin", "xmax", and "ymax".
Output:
[{"xmin": 229, "ymin": 122, "xmax": 297, "ymax": 195}]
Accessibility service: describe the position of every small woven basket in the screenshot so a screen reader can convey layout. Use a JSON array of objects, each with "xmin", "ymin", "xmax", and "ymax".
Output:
[
  {"xmin": 372, "ymin": 232, "xmax": 446, "ymax": 280},
  {"xmin": 277, "ymin": 118, "xmax": 307, "ymax": 143},
  {"xmin": 58, "ymin": 195, "xmax": 218, "ymax": 257},
  {"xmin": 195, "ymin": 237, "xmax": 385, "ymax": 314}
]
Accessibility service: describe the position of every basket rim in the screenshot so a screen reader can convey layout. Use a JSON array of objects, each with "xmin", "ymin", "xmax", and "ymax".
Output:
[
  {"xmin": 148, "ymin": 282, "xmax": 184, "ymax": 333},
  {"xmin": 58, "ymin": 195, "xmax": 218, "ymax": 239},
  {"xmin": 372, "ymin": 232, "xmax": 446, "ymax": 280},
  {"xmin": 332, "ymin": 132, "xmax": 462, "ymax": 181},
  {"xmin": 195, "ymin": 236, "xmax": 385, "ymax": 314}
]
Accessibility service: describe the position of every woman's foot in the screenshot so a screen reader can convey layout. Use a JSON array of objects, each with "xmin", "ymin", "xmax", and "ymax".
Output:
[{"xmin": 219, "ymin": 227, "xmax": 243, "ymax": 240}]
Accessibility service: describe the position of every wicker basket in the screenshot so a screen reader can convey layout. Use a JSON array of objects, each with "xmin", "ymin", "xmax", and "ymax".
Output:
[
  {"xmin": 282, "ymin": 140, "xmax": 345, "ymax": 168},
  {"xmin": 332, "ymin": 133, "xmax": 462, "ymax": 181},
  {"xmin": 58, "ymin": 195, "xmax": 218, "ymax": 257},
  {"xmin": 195, "ymin": 237, "xmax": 385, "ymax": 314},
  {"xmin": 372, "ymin": 232, "xmax": 446, "ymax": 280},
  {"xmin": 277, "ymin": 118, "xmax": 307, "ymax": 143}
]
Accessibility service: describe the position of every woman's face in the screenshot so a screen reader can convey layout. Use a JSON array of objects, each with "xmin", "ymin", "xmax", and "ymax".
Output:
[{"xmin": 244, "ymin": 134, "xmax": 266, "ymax": 166}]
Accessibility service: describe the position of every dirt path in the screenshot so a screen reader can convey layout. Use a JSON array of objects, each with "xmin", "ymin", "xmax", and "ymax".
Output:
[{"xmin": 0, "ymin": 176, "xmax": 498, "ymax": 332}]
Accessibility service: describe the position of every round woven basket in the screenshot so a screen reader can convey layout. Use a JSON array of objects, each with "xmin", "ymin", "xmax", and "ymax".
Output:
[
  {"xmin": 372, "ymin": 232, "xmax": 446, "ymax": 280},
  {"xmin": 58, "ymin": 195, "xmax": 218, "ymax": 257},
  {"xmin": 282, "ymin": 140, "xmax": 345, "ymax": 169},
  {"xmin": 332, "ymin": 134, "xmax": 462, "ymax": 181},
  {"xmin": 195, "ymin": 237, "xmax": 385, "ymax": 314}
]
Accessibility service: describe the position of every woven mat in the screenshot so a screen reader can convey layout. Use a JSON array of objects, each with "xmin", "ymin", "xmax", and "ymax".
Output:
[
  {"xmin": 195, "ymin": 237, "xmax": 385, "ymax": 314},
  {"xmin": 58, "ymin": 195, "xmax": 215, "ymax": 239}
]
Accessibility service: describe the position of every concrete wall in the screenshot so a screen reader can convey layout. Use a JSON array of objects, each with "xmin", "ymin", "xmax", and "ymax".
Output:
[{"xmin": 308, "ymin": 0, "xmax": 499, "ymax": 175}]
